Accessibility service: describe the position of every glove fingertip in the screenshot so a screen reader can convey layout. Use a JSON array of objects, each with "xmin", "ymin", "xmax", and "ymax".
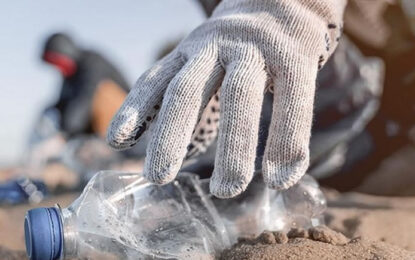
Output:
[
  {"xmin": 209, "ymin": 174, "xmax": 249, "ymax": 199},
  {"xmin": 106, "ymin": 114, "xmax": 149, "ymax": 151},
  {"xmin": 143, "ymin": 159, "xmax": 181, "ymax": 185},
  {"xmin": 262, "ymin": 160, "xmax": 308, "ymax": 190},
  {"xmin": 106, "ymin": 125, "xmax": 125, "ymax": 150}
]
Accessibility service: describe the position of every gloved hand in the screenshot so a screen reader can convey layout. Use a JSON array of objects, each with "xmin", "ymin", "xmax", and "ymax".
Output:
[{"xmin": 107, "ymin": 0, "xmax": 346, "ymax": 198}]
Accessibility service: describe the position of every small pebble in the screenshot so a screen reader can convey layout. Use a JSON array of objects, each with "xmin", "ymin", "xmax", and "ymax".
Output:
[
  {"xmin": 308, "ymin": 225, "xmax": 349, "ymax": 245},
  {"xmin": 257, "ymin": 231, "xmax": 276, "ymax": 245},
  {"xmin": 272, "ymin": 231, "xmax": 288, "ymax": 244},
  {"xmin": 287, "ymin": 228, "xmax": 309, "ymax": 239}
]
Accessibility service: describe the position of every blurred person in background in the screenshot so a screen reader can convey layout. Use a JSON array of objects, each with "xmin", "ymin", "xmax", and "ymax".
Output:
[
  {"xmin": 0, "ymin": 33, "xmax": 135, "ymax": 205},
  {"xmin": 42, "ymin": 32, "xmax": 129, "ymax": 138}
]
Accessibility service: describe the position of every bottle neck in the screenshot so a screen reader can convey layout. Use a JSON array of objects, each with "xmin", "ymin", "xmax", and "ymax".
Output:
[{"xmin": 61, "ymin": 207, "xmax": 78, "ymax": 259}]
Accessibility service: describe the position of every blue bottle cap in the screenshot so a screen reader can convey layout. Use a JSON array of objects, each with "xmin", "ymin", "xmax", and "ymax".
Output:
[{"xmin": 24, "ymin": 207, "xmax": 63, "ymax": 260}]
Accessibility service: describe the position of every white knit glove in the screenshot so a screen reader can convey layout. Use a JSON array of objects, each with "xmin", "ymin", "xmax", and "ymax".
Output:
[{"xmin": 107, "ymin": 0, "xmax": 346, "ymax": 198}]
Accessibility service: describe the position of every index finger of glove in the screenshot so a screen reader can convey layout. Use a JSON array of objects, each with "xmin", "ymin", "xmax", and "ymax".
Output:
[{"xmin": 107, "ymin": 52, "xmax": 184, "ymax": 150}]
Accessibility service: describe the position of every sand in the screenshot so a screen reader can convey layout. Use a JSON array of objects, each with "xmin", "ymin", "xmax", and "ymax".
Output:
[
  {"xmin": 325, "ymin": 190, "xmax": 415, "ymax": 251},
  {"xmin": 221, "ymin": 191, "xmax": 415, "ymax": 259},
  {"xmin": 0, "ymin": 246, "xmax": 26, "ymax": 260},
  {"xmin": 221, "ymin": 226, "xmax": 415, "ymax": 260}
]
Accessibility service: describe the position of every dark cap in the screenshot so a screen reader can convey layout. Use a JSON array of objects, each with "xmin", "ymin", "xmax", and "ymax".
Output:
[{"xmin": 42, "ymin": 33, "xmax": 80, "ymax": 61}]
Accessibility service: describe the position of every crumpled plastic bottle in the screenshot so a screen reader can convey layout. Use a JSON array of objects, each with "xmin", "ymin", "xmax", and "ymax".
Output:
[
  {"xmin": 24, "ymin": 171, "xmax": 326, "ymax": 260},
  {"xmin": 24, "ymin": 172, "xmax": 229, "ymax": 260}
]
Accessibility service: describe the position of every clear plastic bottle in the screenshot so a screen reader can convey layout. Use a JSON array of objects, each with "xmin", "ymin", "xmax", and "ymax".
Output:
[
  {"xmin": 24, "ymin": 171, "xmax": 229, "ymax": 260},
  {"xmin": 24, "ymin": 171, "xmax": 326, "ymax": 259}
]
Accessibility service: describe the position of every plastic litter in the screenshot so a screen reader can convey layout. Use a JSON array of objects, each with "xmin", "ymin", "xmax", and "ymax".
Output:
[
  {"xmin": 24, "ymin": 171, "xmax": 326, "ymax": 259},
  {"xmin": 0, "ymin": 177, "xmax": 48, "ymax": 205}
]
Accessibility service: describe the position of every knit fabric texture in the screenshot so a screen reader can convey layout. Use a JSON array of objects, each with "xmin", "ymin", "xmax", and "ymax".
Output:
[{"xmin": 107, "ymin": 0, "xmax": 346, "ymax": 198}]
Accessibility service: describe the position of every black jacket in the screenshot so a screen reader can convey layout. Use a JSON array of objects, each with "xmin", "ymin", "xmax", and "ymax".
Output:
[{"xmin": 54, "ymin": 50, "xmax": 129, "ymax": 136}]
